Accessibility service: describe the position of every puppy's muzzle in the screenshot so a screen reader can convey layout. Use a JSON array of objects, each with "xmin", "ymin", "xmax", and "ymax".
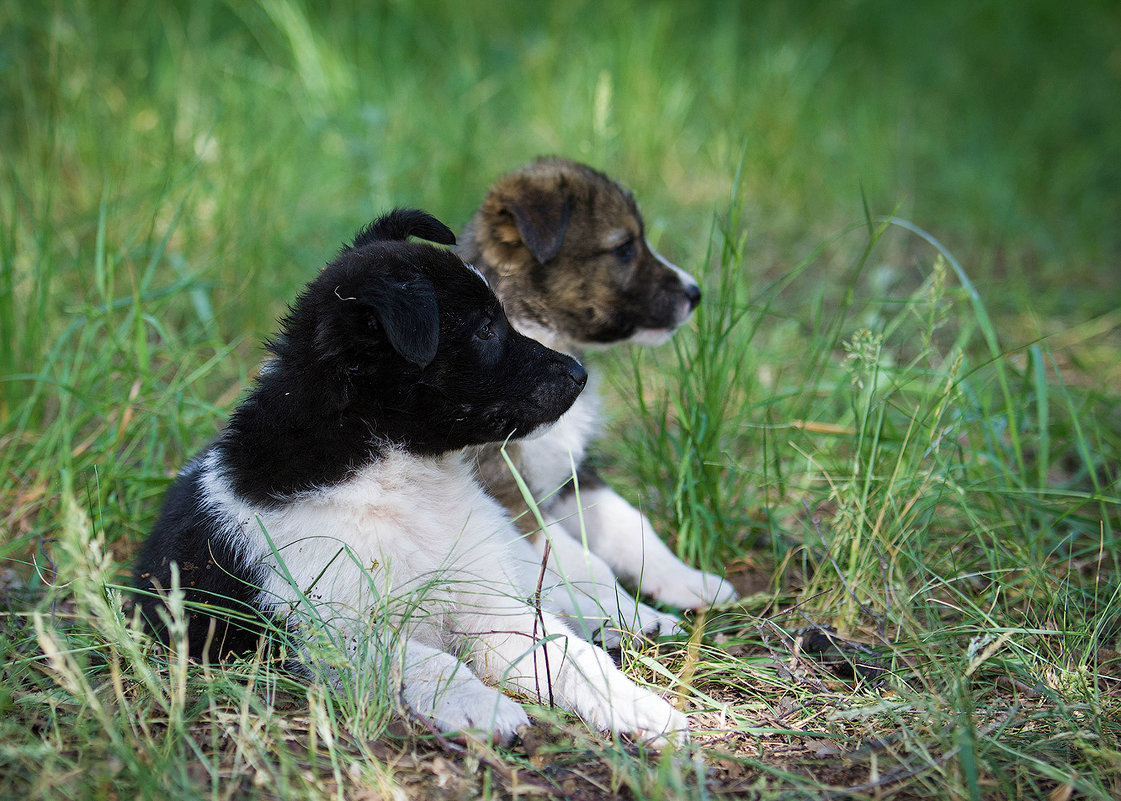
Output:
[{"xmin": 534, "ymin": 351, "xmax": 587, "ymax": 412}]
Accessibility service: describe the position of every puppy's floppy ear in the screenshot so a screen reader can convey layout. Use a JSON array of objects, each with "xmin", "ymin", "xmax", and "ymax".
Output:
[
  {"xmin": 363, "ymin": 275, "xmax": 440, "ymax": 369},
  {"xmin": 351, "ymin": 208, "xmax": 457, "ymax": 249},
  {"xmin": 504, "ymin": 186, "xmax": 571, "ymax": 264},
  {"xmin": 323, "ymin": 274, "xmax": 438, "ymax": 369}
]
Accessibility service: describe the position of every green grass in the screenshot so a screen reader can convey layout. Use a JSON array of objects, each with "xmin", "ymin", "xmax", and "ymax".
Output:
[{"xmin": 2, "ymin": 0, "xmax": 1120, "ymax": 798}]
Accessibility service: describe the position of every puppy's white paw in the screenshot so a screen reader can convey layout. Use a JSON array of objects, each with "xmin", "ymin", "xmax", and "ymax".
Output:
[
  {"xmin": 559, "ymin": 648, "xmax": 689, "ymax": 748},
  {"xmin": 579, "ymin": 676, "xmax": 688, "ymax": 748},
  {"xmin": 583, "ymin": 599, "xmax": 681, "ymax": 647},
  {"xmin": 405, "ymin": 674, "xmax": 530, "ymax": 745},
  {"xmin": 621, "ymin": 688, "xmax": 689, "ymax": 748},
  {"xmin": 546, "ymin": 582, "xmax": 681, "ymax": 644},
  {"xmin": 648, "ymin": 565, "xmax": 738, "ymax": 610},
  {"xmin": 611, "ymin": 600, "xmax": 681, "ymax": 642}
]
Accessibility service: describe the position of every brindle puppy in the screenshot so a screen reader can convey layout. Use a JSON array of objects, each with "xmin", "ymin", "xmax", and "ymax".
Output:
[{"xmin": 459, "ymin": 158, "xmax": 737, "ymax": 643}]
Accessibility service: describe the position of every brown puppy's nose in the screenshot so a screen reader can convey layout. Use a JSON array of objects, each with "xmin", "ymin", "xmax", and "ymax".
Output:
[{"xmin": 684, "ymin": 283, "xmax": 702, "ymax": 311}]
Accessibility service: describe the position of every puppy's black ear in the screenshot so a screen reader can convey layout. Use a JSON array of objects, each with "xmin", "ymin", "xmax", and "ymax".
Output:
[
  {"xmin": 506, "ymin": 188, "xmax": 571, "ymax": 264},
  {"xmin": 364, "ymin": 275, "xmax": 440, "ymax": 369},
  {"xmin": 322, "ymin": 274, "xmax": 438, "ymax": 369},
  {"xmin": 351, "ymin": 208, "xmax": 456, "ymax": 249}
]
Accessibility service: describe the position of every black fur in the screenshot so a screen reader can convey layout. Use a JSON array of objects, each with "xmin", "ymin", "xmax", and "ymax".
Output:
[
  {"xmin": 132, "ymin": 457, "xmax": 273, "ymax": 659},
  {"xmin": 133, "ymin": 208, "xmax": 587, "ymax": 658}
]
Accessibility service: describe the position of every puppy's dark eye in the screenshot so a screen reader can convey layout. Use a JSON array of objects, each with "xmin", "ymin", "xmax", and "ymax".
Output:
[
  {"xmin": 613, "ymin": 239, "xmax": 637, "ymax": 262},
  {"xmin": 475, "ymin": 321, "xmax": 496, "ymax": 341}
]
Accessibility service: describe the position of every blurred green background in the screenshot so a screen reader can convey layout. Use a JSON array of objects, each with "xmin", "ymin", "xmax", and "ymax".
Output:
[
  {"xmin": 2, "ymin": 0, "xmax": 1119, "ymax": 541},
  {"xmin": 4, "ymin": 0, "xmax": 1118, "ymax": 344}
]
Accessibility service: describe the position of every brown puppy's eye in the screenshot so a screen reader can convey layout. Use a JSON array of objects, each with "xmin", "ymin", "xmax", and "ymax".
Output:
[
  {"xmin": 613, "ymin": 240, "xmax": 637, "ymax": 262},
  {"xmin": 475, "ymin": 322, "xmax": 496, "ymax": 340}
]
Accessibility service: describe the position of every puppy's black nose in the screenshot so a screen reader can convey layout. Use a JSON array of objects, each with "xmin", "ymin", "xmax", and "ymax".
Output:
[
  {"xmin": 568, "ymin": 360, "xmax": 588, "ymax": 389},
  {"xmin": 684, "ymin": 282, "xmax": 702, "ymax": 311}
]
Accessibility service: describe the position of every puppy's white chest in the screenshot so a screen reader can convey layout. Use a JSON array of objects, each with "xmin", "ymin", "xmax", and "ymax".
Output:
[{"xmin": 520, "ymin": 384, "xmax": 602, "ymax": 497}]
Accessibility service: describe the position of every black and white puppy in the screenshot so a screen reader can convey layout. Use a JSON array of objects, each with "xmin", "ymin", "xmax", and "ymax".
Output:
[
  {"xmin": 133, "ymin": 209, "xmax": 686, "ymax": 745},
  {"xmin": 459, "ymin": 158, "xmax": 738, "ymax": 642}
]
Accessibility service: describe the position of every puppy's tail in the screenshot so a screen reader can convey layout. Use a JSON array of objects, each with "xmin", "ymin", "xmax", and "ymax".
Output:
[{"xmin": 351, "ymin": 208, "xmax": 456, "ymax": 249}]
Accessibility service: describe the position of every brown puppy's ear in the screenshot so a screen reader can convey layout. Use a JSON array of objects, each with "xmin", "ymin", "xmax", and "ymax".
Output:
[{"xmin": 504, "ymin": 185, "xmax": 571, "ymax": 264}]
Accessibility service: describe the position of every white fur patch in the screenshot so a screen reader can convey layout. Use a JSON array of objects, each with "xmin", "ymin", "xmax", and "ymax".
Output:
[
  {"xmin": 516, "ymin": 376, "xmax": 602, "ymax": 497},
  {"xmin": 626, "ymin": 328, "xmax": 676, "ymax": 347},
  {"xmin": 199, "ymin": 449, "xmax": 523, "ymax": 639}
]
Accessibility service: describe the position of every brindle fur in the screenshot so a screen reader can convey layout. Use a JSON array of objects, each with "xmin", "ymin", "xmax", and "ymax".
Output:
[{"xmin": 460, "ymin": 158, "xmax": 695, "ymax": 348}]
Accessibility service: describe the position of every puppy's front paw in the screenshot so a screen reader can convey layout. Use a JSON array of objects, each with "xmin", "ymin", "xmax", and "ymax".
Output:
[
  {"xmin": 408, "ymin": 679, "xmax": 530, "ymax": 746},
  {"xmin": 621, "ymin": 688, "xmax": 689, "ymax": 748},
  {"xmin": 561, "ymin": 649, "xmax": 689, "ymax": 748},
  {"xmin": 553, "ymin": 589, "xmax": 681, "ymax": 645},
  {"xmin": 606, "ymin": 601, "xmax": 681, "ymax": 643},
  {"xmin": 650, "ymin": 565, "xmax": 738, "ymax": 610},
  {"xmin": 585, "ymin": 681, "xmax": 688, "ymax": 748}
]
